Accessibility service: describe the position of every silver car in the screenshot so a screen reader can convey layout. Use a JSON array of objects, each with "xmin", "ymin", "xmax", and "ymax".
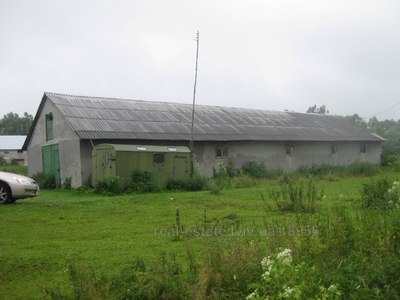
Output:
[{"xmin": 0, "ymin": 171, "xmax": 39, "ymax": 204}]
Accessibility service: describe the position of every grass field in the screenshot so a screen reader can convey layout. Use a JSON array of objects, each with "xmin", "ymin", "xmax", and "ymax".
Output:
[{"xmin": 1, "ymin": 170, "xmax": 399, "ymax": 299}]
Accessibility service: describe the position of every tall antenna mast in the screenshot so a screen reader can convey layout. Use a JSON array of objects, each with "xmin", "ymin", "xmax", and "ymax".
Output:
[{"xmin": 190, "ymin": 30, "xmax": 199, "ymax": 153}]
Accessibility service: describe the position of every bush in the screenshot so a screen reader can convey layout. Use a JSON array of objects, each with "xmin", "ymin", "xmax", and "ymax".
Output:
[
  {"xmin": 347, "ymin": 161, "xmax": 379, "ymax": 176},
  {"xmin": 0, "ymin": 155, "xmax": 6, "ymax": 166},
  {"xmin": 382, "ymin": 154, "xmax": 400, "ymax": 171},
  {"xmin": 62, "ymin": 177, "xmax": 72, "ymax": 190},
  {"xmin": 297, "ymin": 164, "xmax": 338, "ymax": 177},
  {"xmin": 296, "ymin": 162, "xmax": 380, "ymax": 178},
  {"xmin": 269, "ymin": 180, "xmax": 323, "ymax": 213},
  {"xmin": 32, "ymin": 172, "xmax": 56, "ymax": 189},
  {"xmin": 129, "ymin": 171, "xmax": 158, "ymax": 193},
  {"xmin": 241, "ymin": 161, "xmax": 268, "ymax": 178},
  {"xmin": 361, "ymin": 179, "xmax": 399, "ymax": 210},
  {"xmin": 166, "ymin": 179, "xmax": 188, "ymax": 191},
  {"xmin": 231, "ymin": 174, "xmax": 257, "ymax": 189},
  {"xmin": 209, "ymin": 179, "xmax": 222, "ymax": 195},
  {"xmin": 166, "ymin": 176, "xmax": 208, "ymax": 192},
  {"xmin": 186, "ymin": 173, "xmax": 208, "ymax": 191},
  {"xmin": 225, "ymin": 156, "xmax": 237, "ymax": 177},
  {"xmin": 212, "ymin": 164, "xmax": 232, "ymax": 190},
  {"xmin": 94, "ymin": 176, "xmax": 123, "ymax": 195}
]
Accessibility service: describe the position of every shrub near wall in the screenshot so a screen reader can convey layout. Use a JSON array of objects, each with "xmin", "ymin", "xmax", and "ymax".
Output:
[
  {"xmin": 32, "ymin": 172, "xmax": 56, "ymax": 189},
  {"xmin": 94, "ymin": 176, "xmax": 123, "ymax": 195},
  {"xmin": 129, "ymin": 171, "xmax": 158, "ymax": 193}
]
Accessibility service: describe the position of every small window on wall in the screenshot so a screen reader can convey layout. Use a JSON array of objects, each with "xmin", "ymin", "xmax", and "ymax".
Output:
[
  {"xmin": 360, "ymin": 144, "xmax": 367, "ymax": 154},
  {"xmin": 45, "ymin": 113, "xmax": 53, "ymax": 141},
  {"xmin": 216, "ymin": 146, "xmax": 228, "ymax": 158},
  {"xmin": 154, "ymin": 153, "xmax": 165, "ymax": 164},
  {"xmin": 286, "ymin": 145, "xmax": 294, "ymax": 157},
  {"xmin": 331, "ymin": 145, "xmax": 338, "ymax": 155}
]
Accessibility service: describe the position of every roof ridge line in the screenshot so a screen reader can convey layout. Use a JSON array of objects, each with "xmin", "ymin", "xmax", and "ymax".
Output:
[{"xmin": 45, "ymin": 91, "xmax": 194, "ymax": 107}]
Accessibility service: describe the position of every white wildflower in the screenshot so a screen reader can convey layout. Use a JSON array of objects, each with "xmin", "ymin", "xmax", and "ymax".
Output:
[
  {"xmin": 283, "ymin": 286, "xmax": 294, "ymax": 298},
  {"xmin": 328, "ymin": 284, "xmax": 337, "ymax": 291},
  {"xmin": 261, "ymin": 256, "xmax": 273, "ymax": 270},
  {"xmin": 262, "ymin": 270, "xmax": 271, "ymax": 279},
  {"xmin": 277, "ymin": 248, "xmax": 291, "ymax": 258},
  {"xmin": 246, "ymin": 291, "xmax": 258, "ymax": 300},
  {"xmin": 261, "ymin": 257, "xmax": 268, "ymax": 269},
  {"xmin": 277, "ymin": 248, "xmax": 293, "ymax": 265},
  {"xmin": 328, "ymin": 284, "xmax": 341, "ymax": 296},
  {"xmin": 233, "ymin": 274, "xmax": 237, "ymax": 280}
]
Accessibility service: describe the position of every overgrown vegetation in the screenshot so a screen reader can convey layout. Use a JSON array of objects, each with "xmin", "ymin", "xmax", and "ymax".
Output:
[
  {"xmin": 267, "ymin": 180, "xmax": 323, "ymax": 213},
  {"xmin": 297, "ymin": 161, "xmax": 380, "ymax": 178},
  {"xmin": 129, "ymin": 170, "xmax": 158, "ymax": 193},
  {"xmin": 2, "ymin": 153, "xmax": 399, "ymax": 298},
  {"xmin": 361, "ymin": 178, "xmax": 399, "ymax": 210},
  {"xmin": 2, "ymin": 170, "xmax": 400, "ymax": 299},
  {"xmin": 62, "ymin": 177, "xmax": 72, "ymax": 190},
  {"xmin": 32, "ymin": 172, "xmax": 56, "ymax": 189},
  {"xmin": 44, "ymin": 201, "xmax": 400, "ymax": 299},
  {"xmin": 208, "ymin": 159, "xmax": 382, "ymax": 195},
  {"xmin": 93, "ymin": 175, "xmax": 123, "ymax": 195}
]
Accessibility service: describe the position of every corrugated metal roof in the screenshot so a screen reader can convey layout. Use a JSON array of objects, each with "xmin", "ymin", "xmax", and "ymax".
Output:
[
  {"xmin": 44, "ymin": 92, "xmax": 383, "ymax": 142},
  {"xmin": 0, "ymin": 136, "xmax": 26, "ymax": 150},
  {"xmin": 95, "ymin": 144, "xmax": 191, "ymax": 153}
]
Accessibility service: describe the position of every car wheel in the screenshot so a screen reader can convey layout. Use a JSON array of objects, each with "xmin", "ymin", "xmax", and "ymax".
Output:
[{"xmin": 0, "ymin": 183, "xmax": 11, "ymax": 204}]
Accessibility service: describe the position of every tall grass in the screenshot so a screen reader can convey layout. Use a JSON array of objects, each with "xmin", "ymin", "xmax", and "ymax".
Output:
[
  {"xmin": 0, "ymin": 164, "xmax": 28, "ymax": 175},
  {"xmin": 3, "ymin": 169, "xmax": 400, "ymax": 299},
  {"xmin": 46, "ymin": 205, "xmax": 400, "ymax": 299},
  {"xmin": 267, "ymin": 180, "xmax": 323, "ymax": 213}
]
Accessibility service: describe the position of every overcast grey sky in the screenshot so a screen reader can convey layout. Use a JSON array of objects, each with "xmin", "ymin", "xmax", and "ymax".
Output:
[{"xmin": 1, "ymin": 0, "xmax": 400, "ymax": 120}]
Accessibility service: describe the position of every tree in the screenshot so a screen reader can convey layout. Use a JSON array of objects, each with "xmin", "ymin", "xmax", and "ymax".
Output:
[
  {"xmin": 0, "ymin": 112, "xmax": 33, "ymax": 135},
  {"xmin": 367, "ymin": 117, "xmax": 400, "ymax": 159},
  {"xmin": 306, "ymin": 105, "xmax": 329, "ymax": 114},
  {"xmin": 343, "ymin": 114, "xmax": 400, "ymax": 164},
  {"xmin": 346, "ymin": 113, "xmax": 367, "ymax": 128}
]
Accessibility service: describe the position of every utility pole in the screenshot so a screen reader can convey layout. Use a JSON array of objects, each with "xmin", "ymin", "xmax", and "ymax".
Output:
[
  {"xmin": 190, "ymin": 30, "xmax": 199, "ymax": 173},
  {"xmin": 190, "ymin": 30, "xmax": 199, "ymax": 152}
]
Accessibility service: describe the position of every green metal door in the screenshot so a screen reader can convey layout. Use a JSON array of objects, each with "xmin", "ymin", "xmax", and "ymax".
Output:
[
  {"xmin": 42, "ymin": 144, "xmax": 61, "ymax": 187},
  {"xmin": 95, "ymin": 148, "xmax": 115, "ymax": 182}
]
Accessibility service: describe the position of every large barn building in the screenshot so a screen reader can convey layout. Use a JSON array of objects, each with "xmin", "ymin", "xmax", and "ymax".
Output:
[{"xmin": 23, "ymin": 92, "xmax": 384, "ymax": 188}]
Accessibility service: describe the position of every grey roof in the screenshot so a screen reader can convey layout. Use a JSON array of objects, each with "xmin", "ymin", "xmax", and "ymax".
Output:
[
  {"xmin": 96, "ymin": 144, "xmax": 191, "ymax": 153},
  {"xmin": 25, "ymin": 92, "xmax": 384, "ymax": 148},
  {"xmin": 0, "ymin": 135, "xmax": 26, "ymax": 150}
]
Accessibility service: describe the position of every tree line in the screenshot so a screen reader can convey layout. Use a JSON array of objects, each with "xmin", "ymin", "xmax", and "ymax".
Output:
[{"xmin": 0, "ymin": 112, "xmax": 33, "ymax": 135}]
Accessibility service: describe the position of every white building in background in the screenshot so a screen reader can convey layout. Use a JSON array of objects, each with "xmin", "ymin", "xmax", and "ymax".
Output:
[{"xmin": 0, "ymin": 135, "xmax": 27, "ymax": 165}]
